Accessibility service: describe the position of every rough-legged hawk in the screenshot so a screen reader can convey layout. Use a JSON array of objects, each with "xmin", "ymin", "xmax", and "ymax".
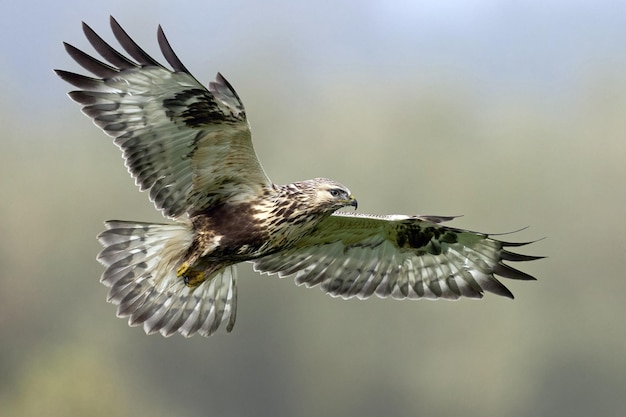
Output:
[{"xmin": 56, "ymin": 17, "xmax": 542, "ymax": 337}]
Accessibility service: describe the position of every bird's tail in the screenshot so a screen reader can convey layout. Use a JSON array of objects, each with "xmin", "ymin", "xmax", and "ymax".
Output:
[{"xmin": 96, "ymin": 220, "xmax": 237, "ymax": 337}]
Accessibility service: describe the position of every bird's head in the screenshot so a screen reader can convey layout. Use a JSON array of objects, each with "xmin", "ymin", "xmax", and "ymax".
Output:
[{"xmin": 310, "ymin": 178, "xmax": 358, "ymax": 212}]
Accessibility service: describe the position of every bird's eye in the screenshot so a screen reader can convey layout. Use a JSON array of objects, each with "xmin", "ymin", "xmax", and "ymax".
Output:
[{"xmin": 329, "ymin": 189, "xmax": 342, "ymax": 198}]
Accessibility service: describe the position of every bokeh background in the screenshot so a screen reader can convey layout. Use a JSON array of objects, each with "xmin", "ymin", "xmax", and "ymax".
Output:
[{"xmin": 2, "ymin": 1, "xmax": 625, "ymax": 416}]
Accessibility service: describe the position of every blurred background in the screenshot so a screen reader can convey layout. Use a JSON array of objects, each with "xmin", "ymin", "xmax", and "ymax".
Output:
[{"xmin": 1, "ymin": 0, "xmax": 625, "ymax": 416}]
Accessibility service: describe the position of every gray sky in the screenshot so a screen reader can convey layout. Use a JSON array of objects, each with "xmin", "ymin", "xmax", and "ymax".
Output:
[{"xmin": 4, "ymin": 0, "xmax": 626, "ymax": 120}]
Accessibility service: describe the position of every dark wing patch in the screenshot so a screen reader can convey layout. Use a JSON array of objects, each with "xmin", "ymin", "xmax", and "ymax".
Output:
[
  {"xmin": 394, "ymin": 223, "xmax": 459, "ymax": 253},
  {"xmin": 163, "ymin": 88, "xmax": 243, "ymax": 128},
  {"xmin": 56, "ymin": 16, "xmax": 271, "ymax": 219},
  {"xmin": 253, "ymin": 212, "xmax": 542, "ymax": 300}
]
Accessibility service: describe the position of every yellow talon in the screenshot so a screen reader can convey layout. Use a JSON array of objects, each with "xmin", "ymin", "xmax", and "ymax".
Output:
[
  {"xmin": 177, "ymin": 261, "xmax": 206, "ymax": 287},
  {"xmin": 176, "ymin": 262, "xmax": 190, "ymax": 277},
  {"xmin": 183, "ymin": 270, "xmax": 206, "ymax": 287}
]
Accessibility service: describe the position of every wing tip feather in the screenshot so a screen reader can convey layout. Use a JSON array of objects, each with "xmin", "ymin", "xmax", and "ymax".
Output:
[
  {"xmin": 494, "ymin": 263, "xmax": 538, "ymax": 281},
  {"xmin": 157, "ymin": 24, "xmax": 190, "ymax": 73},
  {"xmin": 109, "ymin": 15, "xmax": 161, "ymax": 67}
]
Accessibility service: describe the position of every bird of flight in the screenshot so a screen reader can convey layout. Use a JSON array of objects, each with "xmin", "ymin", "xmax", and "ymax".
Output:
[{"xmin": 56, "ymin": 17, "xmax": 542, "ymax": 337}]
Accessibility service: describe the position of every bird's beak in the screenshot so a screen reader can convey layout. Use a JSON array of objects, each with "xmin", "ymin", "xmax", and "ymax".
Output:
[{"xmin": 348, "ymin": 195, "xmax": 358, "ymax": 210}]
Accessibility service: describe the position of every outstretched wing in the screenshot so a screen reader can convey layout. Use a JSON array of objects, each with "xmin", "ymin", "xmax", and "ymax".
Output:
[
  {"xmin": 253, "ymin": 212, "xmax": 541, "ymax": 300},
  {"xmin": 56, "ymin": 16, "xmax": 271, "ymax": 219}
]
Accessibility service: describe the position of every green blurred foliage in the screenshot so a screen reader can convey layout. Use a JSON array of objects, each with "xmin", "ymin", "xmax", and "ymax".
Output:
[
  {"xmin": 0, "ymin": 343, "xmax": 170, "ymax": 417},
  {"xmin": 1, "ymin": 42, "xmax": 626, "ymax": 417}
]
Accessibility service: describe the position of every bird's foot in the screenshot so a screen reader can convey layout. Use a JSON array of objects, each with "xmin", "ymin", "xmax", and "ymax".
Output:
[
  {"xmin": 176, "ymin": 262, "xmax": 190, "ymax": 277},
  {"xmin": 183, "ymin": 270, "xmax": 206, "ymax": 287},
  {"xmin": 177, "ymin": 262, "xmax": 205, "ymax": 287}
]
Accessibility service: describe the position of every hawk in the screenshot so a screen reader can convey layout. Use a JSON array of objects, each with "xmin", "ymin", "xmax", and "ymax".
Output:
[{"xmin": 56, "ymin": 17, "xmax": 542, "ymax": 337}]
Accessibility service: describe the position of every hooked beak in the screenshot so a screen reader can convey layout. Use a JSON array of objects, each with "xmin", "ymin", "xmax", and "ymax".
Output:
[{"xmin": 348, "ymin": 195, "xmax": 358, "ymax": 210}]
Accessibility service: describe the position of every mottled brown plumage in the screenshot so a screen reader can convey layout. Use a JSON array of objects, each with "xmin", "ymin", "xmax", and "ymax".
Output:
[
  {"xmin": 57, "ymin": 17, "xmax": 542, "ymax": 337},
  {"xmin": 178, "ymin": 179, "xmax": 354, "ymax": 287}
]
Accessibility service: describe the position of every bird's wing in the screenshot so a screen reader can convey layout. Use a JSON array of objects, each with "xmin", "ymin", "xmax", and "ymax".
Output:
[
  {"xmin": 253, "ymin": 212, "xmax": 542, "ymax": 300},
  {"xmin": 56, "ymin": 17, "xmax": 271, "ymax": 219}
]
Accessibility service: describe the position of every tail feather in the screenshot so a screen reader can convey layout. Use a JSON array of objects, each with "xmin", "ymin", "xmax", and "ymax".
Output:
[{"xmin": 97, "ymin": 220, "xmax": 237, "ymax": 337}]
